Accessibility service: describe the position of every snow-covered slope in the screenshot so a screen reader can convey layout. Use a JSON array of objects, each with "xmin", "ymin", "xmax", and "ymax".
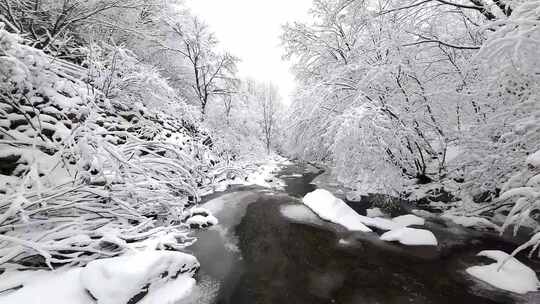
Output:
[{"xmin": 0, "ymin": 27, "xmax": 228, "ymax": 268}]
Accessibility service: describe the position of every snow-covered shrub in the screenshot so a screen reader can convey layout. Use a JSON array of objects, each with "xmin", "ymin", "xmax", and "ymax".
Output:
[
  {"xmin": 331, "ymin": 104, "xmax": 433, "ymax": 195},
  {"xmin": 83, "ymin": 43, "xmax": 200, "ymax": 128},
  {"xmin": 457, "ymin": 0, "xmax": 540, "ymax": 198},
  {"xmin": 496, "ymin": 150, "xmax": 540, "ymax": 259},
  {"xmin": 0, "ymin": 25, "xmax": 225, "ymax": 267}
]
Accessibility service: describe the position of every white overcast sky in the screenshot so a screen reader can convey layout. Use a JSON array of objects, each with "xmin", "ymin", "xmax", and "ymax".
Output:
[{"xmin": 184, "ymin": 0, "xmax": 312, "ymax": 105}]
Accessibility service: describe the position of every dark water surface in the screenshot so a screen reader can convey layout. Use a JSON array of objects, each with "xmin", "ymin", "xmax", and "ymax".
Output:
[{"xmin": 183, "ymin": 163, "xmax": 540, "ymax": 304}]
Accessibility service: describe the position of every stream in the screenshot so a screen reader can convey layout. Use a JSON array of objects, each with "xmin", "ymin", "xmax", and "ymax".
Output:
[{"xmin": 181, "ymin": 163, "xmax": 540, "ymax": 304}]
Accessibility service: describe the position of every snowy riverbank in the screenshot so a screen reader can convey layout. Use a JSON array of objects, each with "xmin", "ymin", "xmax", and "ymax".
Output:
[
  {"xmin": 0, "ymin": 251, "xmax": 199, "ymax": 304},
  {"xmin": 0, "ymin": 157, "xmax": 290, "ymax": 304}
]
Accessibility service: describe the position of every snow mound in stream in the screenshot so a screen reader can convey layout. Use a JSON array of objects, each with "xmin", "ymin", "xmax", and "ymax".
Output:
[
  {"xmin": 302, "ymin": 189, "xmax": 372, "ymax": 231},
  {"xmin": 466, "ymin": 250, "xmax": 539, "ymax": 294},
  {"xmin": 280, "ymin": 204, "xmax": 323, "ymax": 225},
  {"xmin": 366, "ymin": 207, "xmax": 385, "ymax": 218},
  {"xmin": 302, "ymin": 189, "xmax": 429, "ymax": 232},
  {"xmin": 380, "ymin": 227, "xmax": 438, "ymax": 246},
  {"xmin": 392, "ymin": 214, "xmax": 425, "ymax": 227}
]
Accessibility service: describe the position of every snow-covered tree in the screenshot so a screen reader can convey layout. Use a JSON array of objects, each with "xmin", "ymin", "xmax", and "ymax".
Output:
[
  {"xmin": 159, "ymin": 15, "xmax": 239, "ymax": 120},
  {"xmin": 281, "ymin": 0, "xmax": 539, "ymax": 201},
  {"xmin": 0, "ymin": 0, "xmax": 148, "ymax": 60}
]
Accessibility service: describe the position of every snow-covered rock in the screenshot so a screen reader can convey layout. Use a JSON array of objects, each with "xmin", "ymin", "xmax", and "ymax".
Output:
[
  {"xmin": 302, "ymin": 190, "xmax": 430, "ymax": 232},
  {"xmin": 302, "ymin": 189, "xmax": 372, "ymax": 231},
  {"xmin": 186, "ymin": 214, "xmax": 218, "ymax": 228},
  {"xmin": 380, "ymin": 227, "xmax": 438, "ymax": 246},
  {"xmin": 280, "ymin": 204, "xmax": 323, "ymax": 225},
  {"xmin": 411, "ymin": 209, "xmax": 435, "ymax": 218},
  {"xmin": 361, "ymin": 213, "xmax": 426, "ymax": 230},
  {"xmin": 466, "ymin": 250, "xmax": 539, "ymax": 294},
  {"xmin": 358, "ymin": 215, "xmax": 401, "ymax": 230},
  {"xmin": 245, "ymin": 159, "xmax": 285, "ymax": 188},
  {"xmin": 366, "ymin": 207, "xmax": 385, "ymax": 218},
  {"xmin": 526, "ymin": 150, "xmax": 540, "ymax": 168},
  {"xmin": 392, "ymin": 214, "xmax": 425, "ymax": 227},
  {"xmin": 81, "ymin": 251, "xmax": 199, "ymax": 304},
  {"xmin": 185, "ymin": 208, "xmax": 218, "ymax": 229}
]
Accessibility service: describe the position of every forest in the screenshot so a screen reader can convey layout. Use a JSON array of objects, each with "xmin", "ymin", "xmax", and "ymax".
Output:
[{"xmin": 0, "ymin": 0, "xmax": 539, "ymax": 303}]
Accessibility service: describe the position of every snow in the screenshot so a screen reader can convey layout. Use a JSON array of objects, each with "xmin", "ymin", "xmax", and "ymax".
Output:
[
  {"xmin": 244, "ymin": 161, "xmax": 285, "ymax": 188},
  {"xmin": 81, "ymin": 251, "xmax": 199, "ymax": 304},
  {"xmin": 130, "ymin": 230, "xmax": 193, "ymax": 251},
  {"xmin": 186, "ymin": 214, "xmax": 219, "ymax": 228},
  {"xmin": 281, "ymin": 173, "xmax": 302, "ymax": 178},
  {"xmin": 526, "ymin": 150, "xmax": 540, "ymax": 168},
  {"xmin": 351, "ymin": 213, "xmax": 425, "ymax": 230},
  {"xmin": 358, "ymin": 215, "xmax": 402, "ymax": 230},
  {"xmin": 304, "ymin": 163, "xmax": 320, "ymax": 173},
  {"xmin": 338, "ymin": 238, "xmax": 352, "ymax": 246},
  {"xmin": 201, "ymin": 156, "xmax": 287, "ymax": 195},
  {"xmin": 214, "ymin": 182, "xmax": 228, "ymax": 192},
  {"xmin": 0, "ymin": 175, "xmax": 19, "ymax": 194},
  {"xmin": 380, "ymin": 227, "xmax": 438, "ymax": 246},
  {"xmin": 0, "ymin": 268, "xmax": 89, "ymax": 304},
  {"xmin": 302, "ymin": 189, "xmax": 372, "ymax": 232},
  {"xmin": 279, "ymin": 204, "xmax": 323, "ymax": 225},
  {"xmin": 392, "ymin": 214, "xmax": 425, "ymax": 227},
  {"xmin": 412, "ymin": 209, "xmax": 435, "ymax": 218},
  {"xmin": 302, "ymin": 189, "xmax": 429, "ymax": 232},
  {"xmin": 201, "ymin": 196, "xmax": 228, "ymax": 214},
  {"xmin": 138, "ymin": 275, "xmax": 196, "ymax": 304},
  {"xmin": 466, "ymin": 250, "xmax": 539, "ymax": 294},
  {"xmin": 0, "ymin": 251, "xmax": 200, "ymax": 304},
  {"xmin": 366, "ymin": 207, "xmax": 385, "ymax": 218},
  {"xmin": 442, "ymin": 214, "xmax": 500, "ymax": 231}
]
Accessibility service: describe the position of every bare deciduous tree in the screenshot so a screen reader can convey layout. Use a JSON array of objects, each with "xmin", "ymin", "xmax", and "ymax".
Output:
[
  {"xmin": 259, "ymin": 83, "xmax": 280, "ymax": 154},
  {"xmin": 162, "ymin": 16, "xmax": 239, "ymax": 120}
]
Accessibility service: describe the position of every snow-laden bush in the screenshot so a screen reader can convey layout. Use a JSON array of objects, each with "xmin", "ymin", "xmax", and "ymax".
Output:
[
  {"xmin": 83, "ymin": 43, "xmax": 199, "ymax": 124},
  {"xmin": 457, "ymin": 1, "xmax": 540, "ymax": 198},
  {"xmin": 496, "ymin": 150, "xmax": 540, "ymax": 259},
  {"xmin": 0, "ymin": 25, "xmax": 226, "ymax": 267},
  {"xmin": 332, "ymin": 105, "xmax": 419, "ymax": 195},
  {"xmin": 485, "ymin": 2, "xmax": 540, "ymax": 254}
]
